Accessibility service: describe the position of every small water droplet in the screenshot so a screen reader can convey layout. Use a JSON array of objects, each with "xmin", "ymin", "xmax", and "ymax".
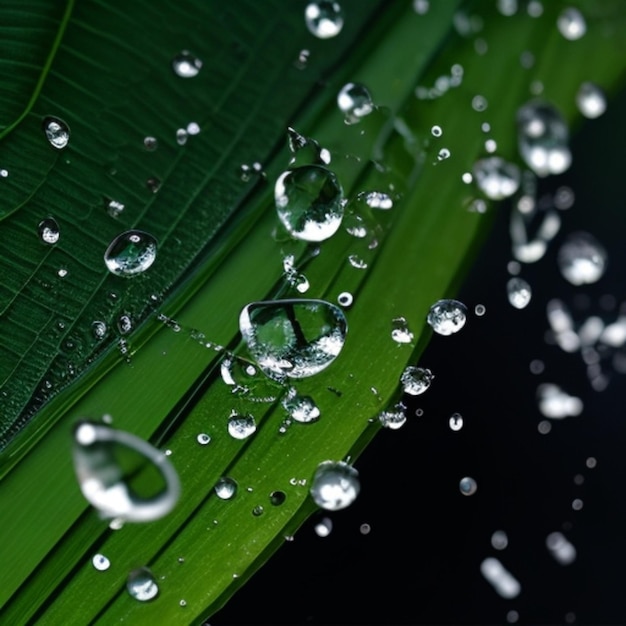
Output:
[
  {"xmin": 179, "ymin": 599, "xmax": 187, "ymax": 607},
  {"xmin": 474, "ymin": 304, "xmax": 487, "ymax": 316},
  {"xmin": 473, "ymin": 156, "xmax": 521, "ymax": 200},
  {"xmin": 270, "ymin": 490, "xmax": 286, "ymax": 506},
  {"xmin": 305, "ymin": 1, "xmax": 344, "ymax": 39},
  {"xmin": 472, "ymin": 95, "xmax": 488, "ymax": 112},
  {"xmin": 546, "ymin": 531, "xmax": 577, "ymax": 565},
  {"xmin": 413, "ymin": 0, "xmax": 430, "ymax": 14},
  {"xmin": 431, "ymin": 125, "xmax": 443, "ymax": 137},
  {"xmin": 215, "ymin": 476, "xmax": 238, "ymax": 500},
  {"xmin": 337, "ymin": 292, "xmax": 353, "ymax": 307},
  {"xmin": 172, "ymin": 50, "xmax": 202, "ymax": 77},
  {"xmin": 491, "ymin": 530, "xmax": 509, "ymax": 550},
  {"xmin": 427, "ymin": 299, "xmax": 467, "ymax": 336},
  {"xmin": 196, "ymin": 433, "xmax": 211, "ymax": 446},
  {"xmin": 143, "ymin": 136, "xmax": 158, "ymax": 151},
  {"xmin": 557, "ymin": 232, "xmax": 607, "ymax": 285},
  {"xmin": 105, "ymin": 198, "xmax": 125, "ymax": 218},
  {"xmin": 391, "ymin": 317, "xmax": 414, "ymax": 344},
  {"xmin": 282, "ymin": 387, "xmax": 320, "ymax": 423},
  {"xmin": 481, "ymin": 558, "xmax": 521, "ymax": 598},
  {"xmin": 378, "ymin": 406, "xmax": 407, "ymax": 430},
  {"xmin": 38, "ymin": 217, "xmax": 60, "ymax": 244},
  {"xmin": 92, "ymin": 554, "xmax": 111, "ymax": 571},
  {"xmin": 459, "ymin": 476, "xmax": 477, "ymax": 496},
  {"xmin": 0, "ymin": 168, "xmax": 8, "ymax": 177},
  {"xmin": 437, "ymin": 148, "xmax": 451, "ymax": 161},
  {"xmin": 527, "ymin": 1, "xmax": 543, "ymax": 17},
  {"xmin": 557, "ymin": 7, "xmax": 586, "ymax": 40},
  {"xmin": 294, "ymin": 48, "xmax": 311, "ymax": 69},
  {"xmin": 92, "ymin": 320, "xmax": 107, "ymax": 340},
  {"xmin": 449, "ymin": 412, "xmax": 464, "ymax": 431},
  {"xmin": 348, "ymin": 254, "xmax": 368, "ymax": 270},
  {"xmin": 314, "ymin": 516, "xmax": 333, "ymax": 537},
  {"xmin": 43, "ymin": 116, "xmax": 70, "ymax": 149},
  {"xmin": 252, "ymin": 505, "xmax": 265, "ymax": 517},
  {"xmin": 176, "ymin": 128, "xmax": 188, "ymax": 145},
  {"xmin": 117, "ymin": 314, "xmax": 132, "ymax": 335},
  {"xmin": 400, "ymin": 366, "xmax": 434, "ymax": 396},
  {"xmin": 275, "ymin": 165, "xmax": 344, "ymax": 242},
  {"xmin": 127, "ymin": 567, "xmax": 159, "ymax": 602},
  {"xmin": 286, "ymin": 127, "xmax": 330, "ymax": 167},
  {"xmin": 576, "ymin": 82, "xmax": 606, "ymax": 119},
  {"xmin": 337, "ymin": 82, "xmax": 374, "ymax": 124},
  {"xmin": 146, "ymin": 177, "xmax": 161, "ymax": 193},
  {"xmin": 310, "ymin": 460, "xmax": 360, "ymax": 510},
  {"xmin": 507, "ymin": 277, "xmax": 532, "ymax": 309},
  {"xmin": 227, "ymin": 412, "xmax": 256, "ymax": 440},
  {"xmin": 537, "ymin": 383, "xmax": 583, "ymax": 419},
  {"xmin": 104, "ymin": 230, "xmax": 158, "ymax": 277}
]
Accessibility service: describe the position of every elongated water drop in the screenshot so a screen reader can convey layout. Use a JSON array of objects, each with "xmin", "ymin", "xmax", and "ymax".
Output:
[
  {"xmin": 481, "ymin": 558, "xmax": 521, "ymax": 598},
  {"xmin": 427, "ymin": 299, "xmax": 467, "ymax": 336},
  {"xmin": 507, "ymin": 277, "xmax": 532, "ymax": 309},
  {"xmin": 72, "ymin": 421, "xmax": 180, "ymax": 522},
  {"xmin": 127, "ymin": 567, "xmax": 159, "ymax": 602},
  {"xmin": 239, "ymin": 299, "xmax": 347, "ymax": 380},
  {"xmin": 104, "ymin": 230, "xmax": 157, "ymax": 277},
  {"xmin": 400, "ymin": 366, "xmax": 434, "ymax": 395},
  {"xmin": 172, "ymin": 50, "xmax": 202, "ymax": 77},
  {"xmin": 43, "ymin": 116, "xmax": 70, "ymax": 149},
  {"xmin": 305, "ymin": 1, "xmax": 344, "ymax": 39},
  {"xmin": 38, "ymin": 217, "xmax": 60, "ymax": 244},
  {"xmin": 275, "ymin": 165, "xmax": 344, "ymax": 242},
  {"xmin": 337, "ymin": 82, "xmax": 374, "ymax": 124},
  {"xmin": 473, "ymin": 156, "xmax": 521, "ymax": 200},
  {"xmin": 557, "ymin": 232, "xmax": 607, "ymax": 285},
  {"xmin": 310, "ymin": 460, "xmax": 360, "ymax": 510}
]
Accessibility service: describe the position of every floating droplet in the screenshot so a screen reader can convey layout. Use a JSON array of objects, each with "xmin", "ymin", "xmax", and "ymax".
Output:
[
  {"xmin": 491, "ymin": 530, "xmax": 509, "ymax": 550},
  {"xmin": 282, "ymin": 387, "xmax": 320, "ymax": 423},
  {"xmin": 391, "ymin": 317, "xmax": 414, "ymax": 344},
  {"xmin": 576, "ymin": 82, "xmax": 606, "ymax": 119},
  {"xmin": 473, "ymin": 156, "xmax": 521, "ymax": 200},
  {"xmin": 117, "ymin": 313, "xmax": 132, "ymax": 335},
  {"xmin": 294, "ymin": 48, "xmax": 311, "ymax": 69},
  {"xmin": 172, "ymin": 50, "xmax": 202, "ymax": 77},
  {"xmin": 143, "ymin": 136, "xmax": 158, "ymax": 151},
  {"xmin": 459, "ymin": 476, "xmax": 477, "ymax": 496},
  {"xmin": 304, "ymin": 1, "xmax": 344, "ymax": 39},
  {"xmin": 474, "ymin": 304, "xmax": 486, "ymax": 316},
  {"xmin": 196, "ymin": 433, "xmax": 211, "ymax": 446},
  {"xmin": 227, "ymin": 412, "xmax": 257, "ymax": 440},
  {"xmin": 449, "ymin": 412, "xmax": 464, "ymax": 431},
  {"xmin": 43, "ymin": 116, "xmax": 70, "ymax": 149},
  {"xmin": 537, "ymin": 383, "xmax": 583, "ymax": 419},
  {"xmin": 314, "ymin": 516, "xmax": 333, "ymax": 537},
  {"xmin": 337, "ymin": 82, "xmax": 374, "ymax": 124},
  {"xmin": 507, "ymin": 277, "xmax": 532, "ymax": 309},
  {"xmin": 286, "ymin": 127, "xmax": 330, "ymax": 167},
  {"xmin": 72, "ymin": 421, "xmax": 180, "ymax": 522},
  {"xmin": 92, "ymin": 554, "xmax": 111, "ymax": 571},
  {"xmin": 127, "ymin": 567, "xmax": 159, "ymax": 602},
  {"xmin": 557, "ymin": 232, "xmax": 607, "ymax": 285},
  {"xmin": 481, "ymin": 558, "xmax": 521, "ymax": 598},
  {"xmin": 104, "ymin": 230, "xmax": 157, "ymax": 277},
  {"xmin": 38, "ymin": 217, "xmax": 60, "ymax": 244},
  {"xmin": 546, "ymin": 532, "xmax": 577, "ymax": 565},
  {"xmin": 378, "ymin": 407, "xmax": 407, "ymax": 430},
  {"xmin": 557, "ymin": 7, "xmax": 586, "ymax": 40},
  {"xmin": 275, "ymin": 165, "xmax": 344, "ymax": 242},
  {"xmin": 239, "ymin": 299, "xmax": 347, "ymax": 380},
  {"xmin": 146, "ymin": 177, "xmax": 161, "ymax": 193},
  {"xmin": 400, "ymin": 366, "xmax": 434, "ymax": 396},
  {"xmin": 310, "ymin": 460, "xmax": 360, "ymax": 511},
  {"xmin": 214, "ymin": 476, "xmax": 238, "ymax": 500},
  {"xmin": 427, "ymin": 299, "xmax": 467, "ymax": 336},
  {"xmin": 472, "ymin": 95, "xmax": 488, "ymax": 112}
]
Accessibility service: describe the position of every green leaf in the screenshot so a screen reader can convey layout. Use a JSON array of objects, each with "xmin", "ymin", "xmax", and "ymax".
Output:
[{"xmin": 0, "ymin": 0, "xmax": 624, "ymax": 623}]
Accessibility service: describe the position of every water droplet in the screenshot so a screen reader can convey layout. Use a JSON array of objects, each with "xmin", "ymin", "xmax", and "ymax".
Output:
[
  {"xmin": 491, "ymin": 530, "xmax": 508, "ymax": 550},
  {"xmin": 459, "ymin": 476, "xmax": 477, "ymax": 495},
  {"xmin": 305, "ymin": 1, "xmax": 344, "ymax": 39},
  {"xmin": 176, "ymin": 128, "xmax": 188, "ymax": 145},
  {"xmin": 104, "ymin": 230, "xmax": 158, "ymax": 277},
  {"xmin": 270, "ymin": 490, "xmax": 286, "ymax": 506},
  {"xmin": 572, "ymin": 498, "xmax": 584, "ymax": 511},
  {"xmin": 537, "ymin": 383, "xmax": 583, "ymax": 419},
  {"xmin": 472, "ymin": 95, "xmax": 488, "ymax": 112},
  {"xmin": 92, "ymin": 320, "xmax": 107, "ymax": 340},
  {"xmin": 215, "ymin": 476, "xmax": 238, "ymax": 500},
  {"xmin": 557, "ymin": 232, "xmax": 607, "ymax": 285},
  {"xmin": 0, "ymin": 168, "xmax": 8, "ymax": 177},
  {"xmin": 557, "ymin": 7, "xmax": 586, "ymax": 40},
  {"xmin": 38, "ymin": 217, "xmax": 60, "ymax": 244},
  {"xmin": 105, "ymin": 198, "xmax": 125, "ymax": 218},
  {"xmin": 117, "ymin": 314, "xmax": 132, "ymax": 335},
  {"xmin": 427, "ymin": 299, "xmax": 467, "ymax": 336},
  {"xmin": 474, "ymin": 304, "xmax": 487, "ymax": 316},
  {"xmin": 473, "ymin": 156, "xmax": 521, "ymax": 200},
  {"xmin": 337, "ymin": 82, "xmax": 374, "ymax": 124},
  {"xmin": 546, "ymin": 532, "xmax": 577, "ymax": 565},
  {"xmin": 391, "ymin": 317, "xmax": 414, "ymax": 344},
  {"xmin": 127, "ymin": 567, "xmax": 159, "ymax": 602},
  {"xmin": 227, "ymin": 412, "xmax": 257, "ymax": 440},
  {"xmin": 481, "ymin": 558, "xmax": 521, "ymax": 598},
  {"xmin": 400, "ymin": 366, "xmax": 434, "ymax": 396},
  {"xmin": 437, "ymin": 148, "xmax": 451, "ymax": 161},
  {"xmin": 143, "ymin": 136, "xmax": 158, "ymax": 151},
  {"xmin": 507, "ymin": 277, "xmax": 532, "ymax": 309},
  {"xmin": 43, "ymin": 116, "xmax": 70, "ymax": 149},
  {"xmin": 449, "ymin": 412, "xmax": 464, "ymax": 431},
  {"xmin": 413, "ymin": 0, "xmax": 430, "ymax": 14},
  {"xmin": 431, "ymin": 125, "xmax": 443, "ymax": 137},
  {"xmin": 282, "ymin": 387, "xmax": 320, "ymax": 423},
  {"xmin": 378, "ymin": 406, "xmax": 407, "ymax": 430},
  {"xmin": 275, "ymin": 165, "xmax": 344, "ymax": 242},
  {"xmin": 314, "ymin": 516, "xmax": 333, "ymax": 537},
  {"xmin": 179, "ymin": 599, "xmax": 187, "ymax": 607},
  {"xmin": 528, "ymin": 1, "xmax": 543, "ymax": 17},
  {"xmin": 172, "ymin": 50, "xmax": 202, "ymax": 77},
  {"xmin": 348, "ymin": 254, "xmax": 368, "ymax": 270},
  {"xmin": 517, "ymin": 100, "xmax": 571, "ymax": 177},
  {"xmin": 239, "ymin": 299, "xmax": 347, "ymax": 380},
  {"xmin": 92, "ymin": 554, "xmax": 111, "ymax": 571},
  {"xmin": 310, "ymin": 460, "xmax": 360, "ymax": 510},
  {"xmin": 576, "ymin": 82, "xmax": 606, "ymax": 119},
  {"xmin": 286, "ymin": 127, "xmax": 330, "ymax": 167},
  {"xmin": 294, "ymin": 48, "xmax": 311, "ymax": 69},
  {"xmin": 196, "ymin": 433, "xmax": 211, "ymax": 445},
  {"xmin": 146, "ymin": 177, "xmax": 161, "ymax": 193},
  {"xmin": 72, "ymin": 421, "xmax": 180, "ymax": 522},
  {"xmin": 337, "ymin": 292, "xmax": 353, "ymax": 307},
  {"xmin": 356, "ymin": 190, "xmax": 393, "ymax": 210},
  {"xmin": 252, "ymin": 505, "xmax": 265, "ymax": 517}
]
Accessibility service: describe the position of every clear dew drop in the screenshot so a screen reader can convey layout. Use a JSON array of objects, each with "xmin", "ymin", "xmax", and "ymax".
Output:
[
  {"xmin": 400, "ymin": 366, "xmax": 434, "ymax": 396},
  {"xmin": 105, "ymin": 198, "xmax": 125, "ymax": 218},
  {"xmin": 557, "ymin": 7, "xmax": 586, "ymax": 40},
  {"xmin": 431, "ymin": 125, "xmax": 443, "ymax": 137},
  {"xmin": 92, "ymin": 553, "xmax": 111, "ymax": 571},
  {"xmin": 196, "ymin": 433, "xmax": 211, "ymax": 446},
  {"xmin": 356, "ymin": 190, "xmax": 393, "ymax": 210},
  {"xmin": 38, "ymin": 217, "xmax": 60, "ymax": 244},
  {"xmin": 239, "ymin": 299, "xmax": 347, "ymax": 380},
  {"xmin": 275, "ymin": 165, "xmax": 344, "ymax": 242},
  {"xmin": 517, "ymin": 100, "xmax": 571, "ymax": 177},
  {"xmin": 507, "ymin": 277, "xmax": 532, "ymax": 309},
  {"xmin": 117, "ymin": 314, "xmax": 132, "ymax": 335},
  {"xmin": 227, "ymin": 412, "xmax": 257, "ymax": 440},
  {"xmin": 43, "ymin": 116, "xmax": 70, "ymax": 149},
  {"xmin": 92, "ymin": 320, "xmax": 107, "ymax": 340},
  {"xmin": 481, "ymin": 558, "xmax": 521, "ymax": 599},
  {"xmin": 576, "ymin": 82, "xmax": 606, "ymax": 119},
  {"xmin": 337, "ymin": 82, "xmax": 374, "ymax": 124},
  {"xmin": 72, "ymin": 421, "xmax": 180, "ymax": 523},
  {"xmin": 459, "ymin": 476, "xmax": 477, "ymax": 496},
  {"xmin": 127, "ymin": 567, "xmax": 159, "ymax": 602},
  {"xmin": 143, "ymin": 136, "xmax": 158, "ymax": 151},
  {"xmin": 391, "ymin": 317, "xmax": 414, "ymax": 344},
  {"xmin": 491, "ymin": 530, "xmax": 509, "ymax": 550},
  {"xmin": 176, "ymin": 128, "xmax": 188, "ymax": 145},
  {"xmin": 314, "ymin": 516, "xmax": 333, "ymax": 537},
  {"xmin": 270, "ymin": 490, "xmax": 286, "ymax": 506},
  {"xmin": 310, "ymin": 460, "xmax": 360, "ymax": 511},
  {"xmin": 104, "ymin": 230, "xmax": 158, "ymax": 277},
  {"xmin": 473, "ymin": 156, "xmax": 521, "ymax": 200},
  {"xmin": 304, "ymin": 1, "xmax": 344, "ymax": 39},
  {"xmin": 427, "ymin": 299, "xmax": 467, "ymax": 336},
  {"xmin": 337, "ymin": 291, "xmax": 353, "ymax": 307},
  {"xmin": 557, "ymin": 232, "xmax": 607, "ymax": 285},
  {"xmin": 172, "ymin": 50, "xmax": 202, "ymax": 77},
  {"xmin": 214, "ymin": 476, "xmax": 238, "ymax": 500},
  {"xmin": 286, "ymin": 127, "xmax": 330, "ymax": 167},
  {"xmin": 282, "ymin": 387, "xmax": 320, "ymax": 423},
  {"xmin": 378, "ymin": 406, "xmax": 407, "ymax": 430},
  {"xmin": 437, "ymin": 148, "xmax": 451, "ymax": 161},
  {"xmin": 449, "ymin": 412, "xmax": 464, "ymax": 431}
]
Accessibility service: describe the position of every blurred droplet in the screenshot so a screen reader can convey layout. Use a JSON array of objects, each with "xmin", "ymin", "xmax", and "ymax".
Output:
[
  {"xmin": 310, "ymin": 460, "xmax": 360, "ymax": 510},
  {"xmin": 305, "ymin": 1, "xmax": 344, "ymax": 39}
]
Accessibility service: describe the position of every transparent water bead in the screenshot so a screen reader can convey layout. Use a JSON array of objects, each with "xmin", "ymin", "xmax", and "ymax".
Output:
[
  {"xmin": 105, "ymin": 198, "xmax": 125, "ymax": 218},
  {"xmin": 127, "ymin": 567, "xmax": 159, "ymax": 602},
  {"xmin": 557, "ymin": 232, "xmax": 607, "ymax": 285},
  {"xmin": 517, "ymin": 100, "xmax": 571, "ymax": 177},
  {"xmin": 537, "ymin": 383, "xmax": 583, "ymax": 419},
  {"xmin": 282, "ymin": 387, "xmax": 320, "ymax": 423},
  {"xmin": 38, "ymin": 217, "xmax": 60, "ymax": 244},
  {"xmin": 310, "ymin": 460, "xmax": 360, "ymax": 511},
  {"xmin": 227, "ymin": 412, "xmax": 257, "ymax": 440},
  {"xmin": 72, "ymin": 421, "xmax": 180, "ymax": 522},
  {"xmin": 459, "ymin": 476, "xmax": 477, "ymax": 496},
  {"xmin": 92, "ymin": 320, "xmax": 107, "ymax": 340},
  {"xmin": 400, "ymin": 366, "xmax": 434, "ymax": 396},
  {"xmin": 557, "ymin": 7, "xmax": 586, "ymax": 40},
  {"xmin": 196, "ymin": 433, "xmax": 211, "ymax": 445},
  {"xmin": 391, "ymin": 317, "xmax": 414, "ymax": 344},
  {"xmin": 378, "ymin": 407, "xmax": 407, "ymax": 430},
  {"xmin": 214, "ymin": 476, "xmax": 238, "ymax": 500},
  {"xmin": 431, "ymin": 125, "xmax": 443, "ymax": 137},
  {"xmin": 491, "ymin": 530, "xmax": 509, "ymax": 550},
  {"xmin": 355, "ymin": 190, "xmax": 393, "ymax": 210},
  {"xmin": 507, "ymin": 277, "xmax": 532, "ymax": 309},
  {"xmin": 314, "ymin": 516, "xmax": 333, "ymax": 537},
  {"xmin": 427, "ymin": 299, "xmax": 467, "ymax": 336},
  {"xmin": 576, "ymin": 82, "xmax": 606, "ymax": 119},
  {"xmin": 92, "ymin": 554, "xmax": 111, "ymax": 571},
  {"xmin": 239, "ymin": 299, "xmax": 347, "ymax": 380},
  {"xmin": 172, "ymin": 50, "xmax": 202, "ymax": 77},
  {"xmin": 43, "ymin": 116, "xmax": 70, "ymax": 149},
  {"xmin": 286, "ymin": 127, "xmax": 331, "ymax": 167},
  {"xmin": 473, "ymin": 156, "xmax": 521, "ymax": 200},
  {"xmin": 275, "ymin": 165, "xmax": 344, "ymax": 242},
  {"xmin": 305, "ymin": 1, "xmax": 344, "ymax": 39},
  {"xmin": 337, "ymin": 82, "xmax": 374, "ymax": 124},
  {"xmin": 104, "ymin": 230, "xmax": 157, "ymax": 277},
  {"xmin": 449, "ymin": 412, "xmax": 464, "ymax": 431}
]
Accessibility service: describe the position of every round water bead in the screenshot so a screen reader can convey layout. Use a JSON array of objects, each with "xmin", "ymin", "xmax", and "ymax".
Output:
[
  {"xmin": 427, "ymin": 299, "xmax": 467, "ymax": 336},
  {"xmin": 378, "ymin": 407, "xmax": 407, "ymax": 430},
  {"xmin": 337, "ymin": 82, "xmax": 374, "ymax": 124},
  {"xmin": 127, "ymin": 567, "xmax": 159, "ymax": 602},
  {"xmin": 43, "ymin": 116, "xmax": 70, "ymax": 149},
  {"xmin": 196, "ymin": 433, "xmax": 211, "ymax": 445},
  {"xmin": 310, "ymin": 460, "xmax": 360, "ymax": 510},
  {"xmin": 400, "ymin": 366, "xmax": 434, "ymax": 396},
  {"xmin": 172, "ymin": 50, "xmax": 202, "ymax": 77},
  {"xmin": 507, "ymin": 277, "xmax": 532, "ymax": 309},
  {"xmin": 557, "ymin": 7, "xmax": 586, "ymax": 40},
  {"xmin": 304, "ymin": 1, "xmax": 344, "ymax": 39},
  {"xmin": 473, "ymin": 156, "xmax": 521, "ymax": 200},
  {"xmin": 459, "ymin": 476, "xmax": 477, "ymax": 496},
  {"xmin": 92, "ymin": 554, "xmax": 111, "ymax": 571},
  {"xmin": 557, "ymin": 232, "xmax": 607, "ymax": 285},
  {"xmin": 38, "ymin": 217, "xmax": 60, "ymax": 244},
  {"xmin": 275, "ymin": 165, "xmax": 344, "ymax": 242},
  {"xmin": 227, "ymin": 412, "xmax": 257, "ymax": 440},
  {"xmin": 449, "ymin": 412, "xmax": 464, "ymax": 431},
  {"xmin": 282, "ymin": 388, "xmax": 320, "ymax": 423},
  {"xmin": 104, "ymin": 230, "xmax": 157, "ymax": 277},
  {"xmin": 576, "ymin": 82, "xmax": 606, "ymax": 119},
  {"xmin": 214, "ymin": 476, "xmax": 238, "ymax": 500}
]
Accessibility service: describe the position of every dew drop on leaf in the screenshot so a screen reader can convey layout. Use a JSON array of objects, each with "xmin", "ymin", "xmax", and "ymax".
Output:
[
  {"xmin": 172, "ymin": 50, "xmax": 203, "ymax": 77},
  {"xmin": 104, "ymin": 230, "xmax": 158, "ymax": 277},
  {"xmin": 480, "ymin": 558, "xmax": 521, "ymax": 598},
  {"xmin": 281, "ymin": 387, "xmax": 320, "ymax": 423},
  {"xmin": 310, "ymin": 460, "xmax": 360, "ymax": 511},
  {"xmin": 314, "ymin": 516, "xmax": 333, "ymax": 537},
  {"xmin": 400, "ymin": 366, "xmax": 434, "ymax": 396},
  {"xmin": 91, "ymin": 320, "xmax": 107, "ymax": 340},
  {"xmin": 391, "ymin": 317, "xmax": 414, "ymax": 344},
  {"xmin": 92, "ymin": 554, "xmax": 110, "ymax": 571},
  {"xmin": 127, "ymin": 567, "xmax": 159, "ymax": 602},
  {"xmin": 196, "ymin": 433, "xmax": 211, "ymax": 446},
  {"xmin": 214, "ymin": 476, "xmax": 238, "ymax": 500},
  {"xmin": 337, "ymin": 82, "xmax": 374, "ymax": 124},
  {"xmin": 43, "ymin": 116, "xmax": 70, "ymax": 149},
  {"xmin": 427, "ymin": 299, "xmax": 467, "ymax": 336},
  {"xmin": 304, "ymin": 1, "xmax": 344, "ymax": 39},
  {"xmin": 378, "ymin": 407, "xmax": 407, "ymax": 430},
  {"xmin": 227, "ymin": 411, "xmax": 257, "ymax": 440},
  {"xmin": 491, "ymin": 530, "xmax": 508, "ymax": 550},
  {"xmin": 38, "ymin": 217, "xmax": 60, "ymax": 244},
  {"xmin": 557, "ymin": 7, "xmax": 586, "ymax": 40},
  {"xmin": 473, "ymin": 156, "xmax": 521, "ymax": 200}
]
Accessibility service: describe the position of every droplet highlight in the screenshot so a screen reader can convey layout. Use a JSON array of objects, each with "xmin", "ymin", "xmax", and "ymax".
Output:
[
  {"xmin": 38, "ymin": 218, "xmax": 60, "ymax": 244},
  {"xmin": 104, "ymin": 230, "xmax": 157, "ymax": 277},
  {"xmin": 400, "ymin": 366, "xmax": 434, "ymax": 396},
  {"xmin": 305, "ymin": 1, "xmax": 344, "ymax": 39},
  {"xmin": 557, "ymin": 232, "xmax": 607, "ymax": 285},
  {"xmin": 127, "ymin": 567, "xmax": 159, "ymax": 602},
  {"xmin": 427, "ymin": 299, "xmax": 467, "ymax": 336},
  {"xmin": 310, "ymin": 460, "xmax": 360, "ymax": 511},
  {"xmin": 172, "ymin": 50, "xmax": 203, "ymax": 77},
  {"xmin": 337, "ymin": 82, "xmax": 374, "ymax": 124},
  {"xmin": 43, "ymin": 116, "xmax": 70, "ymax": 149},
  {"xmin": 473, "ymin": 156, "xmax": 521, "ymax": 200},
  {"xmin": 507, "ymin": 277, "xmax": 532, "ymax": 309}
]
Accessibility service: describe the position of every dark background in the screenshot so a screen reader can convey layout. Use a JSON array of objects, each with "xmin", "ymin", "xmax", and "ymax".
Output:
[{"xmin": 213, "ymin": 87, "xmax": 626, "ymax": 625}]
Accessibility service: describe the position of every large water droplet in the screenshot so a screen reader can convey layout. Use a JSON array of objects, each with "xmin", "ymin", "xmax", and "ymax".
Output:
[
  {"xmin": 557, "ymin": 232, "xmax": 607, "ymax": 285},
  {"xmin": 557, "ymin": 7, "xmax": 586, "ymax": 40},
  {"xmin": 38, "ymin": 217, "xmax": 60, "ymax": 244},
  {"xmin": 427, "ymin": 299, "xmax": 467, "ymax": 336},
  {"xmin": 104, "ymin": 230, "xmax": 158, "ymax": 277},
  {"xmin": 92, "ymin": 554, "xmax": 111, "ymax": 571},
  {"xmin": 507, "ymin": 277, "xmax": 532, "ymax": 309},
  {"xmin": 305, "ymin": 1, "xmax": 344, "ymax": 39},
  {"xmin": 310, "ymin": 460, "xmax": 360, "ymax": 510},
  {"xmin": 72, "ymin": 421, "xmax": 180, "ymax": 522},
  {"xmin": 227, "ymin": 412, "xmax": 257, "ymax": 440},
  {"xmin": 473, "ymin": 156, "xmax": 521, "ymax": 200},
  {"xmin": 127, "ymin": 567, "xmax": 159, "ymax": 602},
  {"xmin": 517, "ymin": 100, "xmax": 571, "ymax": 177},
  {"xmin": 391, "ymin": 317, "xmax": 414, "ymax": 344},
  {"xmin": 459, "ymin": 476, "xmax": 477, "ymax": 495},
  {"xmin": 172, "ymin": 50, "xmax": 202, "ymax": 77},
  {"xmin": 480, "ymin": 558, "xmax": 521, "ymax": 599},
  {"xmin": 337, "ymin": 82, "xmax": 374, "ymax": 124},
  {"xmin": 275, "ymin": 165, "xmax": 344, "ymax": 242},
  {"xmin": 43, "ymin": 116, "xmax": 70, "ymax": 149},
  {"xmin": 214, "ymin": 476, "xmax": 238, "ymax": 500},
  {"xmin": 400, "ymin": 366, "xmax": 434, "ymax": 395},
  {"xmin": 576, "ymin": 82, "xmax": 606, "ymax": 119},
  {"xmin": 282, "ymin": 387, "xmax": 321, "ymax": 423},
  {"xmin": 239, "ymin": 299, "xmax": 347, "ymax": 380}
]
